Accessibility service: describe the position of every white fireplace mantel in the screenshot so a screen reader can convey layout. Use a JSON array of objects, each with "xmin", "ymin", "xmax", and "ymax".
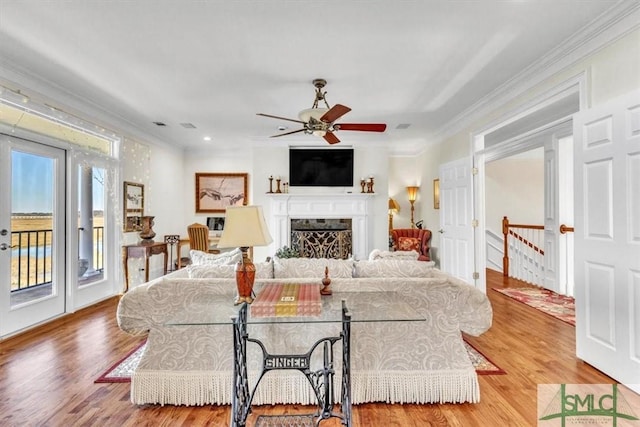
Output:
[{"xmin": 267, "ymin": 193, "xmax": 375, "ymax": 260}]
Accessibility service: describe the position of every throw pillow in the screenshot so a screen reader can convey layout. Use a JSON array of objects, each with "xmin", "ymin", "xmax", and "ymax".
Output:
[
  {"xmin": 354, "ymin": 259, "xmax": 436, "ymax": 278},
  {"xmin": 273, "ymin": 257, "xmax": 354, "ymax": 278},
  {"xmin": 397, "ymin": 237, "xmax": 421, "ymax": 253},
  {"xmin": 190, "ymin": 248, "xmax": 242, "ymax": 266},
  {"xmin": 187, "ymin": 260, "xmax": 274, "ymax": 279},
  {"xmin": 368, "ymin": 249, "xmax": 419, "ymax": 261}
]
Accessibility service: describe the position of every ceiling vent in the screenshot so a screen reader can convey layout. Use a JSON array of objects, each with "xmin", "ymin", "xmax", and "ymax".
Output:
[
  {"xmin": 153, "ymin": 121, "xmax": 166, "ymax": 127},
  {"xmin": 180, "ymin": 122, "xmax": 197, "ymax": 129},
  {"xmin": 396, "ymin": 123, "xmax": 411, "ymax": 129}
]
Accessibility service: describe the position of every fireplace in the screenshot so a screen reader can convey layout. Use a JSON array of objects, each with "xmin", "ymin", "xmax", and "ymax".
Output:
[
  {"xmin": 291, "ymin": 219, "xmax": 352, "ymax": 259},
  {"xmin": 267, "ymin": 194, "xmax": 374, "ymax": 260}
]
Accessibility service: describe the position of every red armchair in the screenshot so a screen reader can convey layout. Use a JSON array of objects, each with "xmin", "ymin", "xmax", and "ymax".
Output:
[{"xmin": 391, "ymin": 228, "xmax": 432, "ymax": 261}]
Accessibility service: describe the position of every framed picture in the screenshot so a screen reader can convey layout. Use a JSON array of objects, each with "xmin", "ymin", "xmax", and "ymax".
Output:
[
  {"xmin": 123, "ymin": 181, "xmax": 144, "ymax": 232},
  {"xmin": 196, "ymin": 172, "xmax": 248, "ymax": 213},
  {"xmin": 207, "ymin": 216, "xmax": 226, "ymax": 231},
  {"xmin": 433, "ymin": 179, "xmax": 440, "ymax": 210}
]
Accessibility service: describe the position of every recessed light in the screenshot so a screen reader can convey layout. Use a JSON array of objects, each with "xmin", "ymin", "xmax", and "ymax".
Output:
[
  {"xmin": 278, "ymin": 126, "xmax": 288, "ymax": 131},
  {"xmin": 203, "ymin": 136, "xmax": 212, "ymax": 141}
]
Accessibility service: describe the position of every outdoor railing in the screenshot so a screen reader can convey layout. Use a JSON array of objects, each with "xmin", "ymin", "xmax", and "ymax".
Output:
[{"xmin": 10, "ymin": 226, "xmax": 104, "ymax": 292}]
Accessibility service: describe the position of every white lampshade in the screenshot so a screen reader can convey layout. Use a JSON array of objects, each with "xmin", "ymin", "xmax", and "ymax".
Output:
[
  {"xmin": 217, "ymin": 205, "xmax": 273, "ymax": 248},
  {"xmin": 298, "ymin": 107, "xmax": 328, "ymax": 123}
]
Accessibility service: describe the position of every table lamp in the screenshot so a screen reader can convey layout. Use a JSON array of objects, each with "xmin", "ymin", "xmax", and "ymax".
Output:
[{"xmin": 217, "ymin": 205, "xmax": 273, "ymax": 304}]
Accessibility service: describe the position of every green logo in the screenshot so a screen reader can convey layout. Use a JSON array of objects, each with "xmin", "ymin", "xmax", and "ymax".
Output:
[{"xmin": 539, "ymin": 384, "xmax": 639, "ymax": 426}]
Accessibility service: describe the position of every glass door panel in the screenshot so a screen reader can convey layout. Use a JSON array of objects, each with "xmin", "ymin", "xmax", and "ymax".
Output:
[{"xmin": 0, "ymin": 135, "xmax": 66, "ymax": 337}]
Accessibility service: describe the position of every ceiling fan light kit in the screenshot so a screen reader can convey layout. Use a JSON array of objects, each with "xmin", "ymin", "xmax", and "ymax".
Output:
[{"xmin": 257, "ymin": 78, "xmax": 387, "ymax": 145}]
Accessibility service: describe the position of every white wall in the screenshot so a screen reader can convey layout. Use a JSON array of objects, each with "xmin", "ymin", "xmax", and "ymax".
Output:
[
  {"xmin": 121, "ymin": 139, "xmax": 185, "ymax": 286},
  {"xmin": 180, "ymin": 145, "xmax": 391, "ymax": 261},
  {"xmin": 485, "ymin": 150, "xmax": 544, "ymax": 234},
  {"xmin": 420, "ymin": 27, "xmax": 640, "ymax": 268},
  {"xmin": 389, "ymin": 143, "xmax": 442, "ymax": 261},
  {"xmin": 440, "ymin": 28, "xmax": 640, "ymax": 160}
]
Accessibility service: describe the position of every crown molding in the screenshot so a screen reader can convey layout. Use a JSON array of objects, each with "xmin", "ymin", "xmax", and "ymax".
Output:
[
  {"xmin": 0, "ymin": 54, "xmax": 176, "ymax": 151},
  {"xmin": 431, "ymin": 0, "xmax": 640, "ymax": 146}
]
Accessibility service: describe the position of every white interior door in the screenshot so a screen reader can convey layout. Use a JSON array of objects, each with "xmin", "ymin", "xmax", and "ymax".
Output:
[
  {"xmin": 574, "ymin": 89, "xmax": 640, "ymax": 394},
  {"xmin": 439, "ymin": 157, "xmax": 475, "ymax": 285},
  {"xmin": 0, "ymin": 135, "xmax": 66, "ymax": 337},
  {"xmin": 543, "ymin": 129, "xmax": 573, "ymax": 295}
]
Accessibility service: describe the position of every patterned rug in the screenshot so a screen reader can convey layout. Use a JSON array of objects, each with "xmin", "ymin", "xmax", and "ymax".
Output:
[
  {"xmin": 95, "ymin": 339, "xmax": 504, "ymax": 383},
  {"xmin": 493, "ymin": 287, "xmax": 575, "ymax": 326}
]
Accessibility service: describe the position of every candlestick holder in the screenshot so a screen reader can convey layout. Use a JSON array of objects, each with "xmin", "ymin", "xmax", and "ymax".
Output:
[
  {"xmin": 267, "ymin": 176, "xmax": 274, "ymax": 193},
  {"xmin": 283, "ymin": 182, "xmax": 289, "ymax": 193},
  {"xmin": 276, "ymin": 178, "xmax": 282, "ymax": 193},
  {"xmin": 367, "ymin": 177, "xmax": 375, "ymax": 193},
  {"xmin": 360, "ymin": 179, "xmax": 366, "ymax": 193}
]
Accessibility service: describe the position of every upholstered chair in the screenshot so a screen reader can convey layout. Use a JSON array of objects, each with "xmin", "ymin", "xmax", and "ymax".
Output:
[{"xmin": 391, "ymin": 228, "xmax": 432, "ymax": 261}]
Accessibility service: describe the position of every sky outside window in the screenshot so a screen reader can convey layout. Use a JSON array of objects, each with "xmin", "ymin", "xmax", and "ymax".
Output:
[{"xmin": 12, "ymin": 150, "xmax": 104, "ymax": 214}]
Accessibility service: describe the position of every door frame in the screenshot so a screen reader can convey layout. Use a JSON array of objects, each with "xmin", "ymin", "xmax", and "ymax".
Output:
[
  {"xmin": 471, "ymin": 72, "xmax": 588, "ymax": 292},
  {"xmin": 0, "ymin": 122, "xmax": 120, "ymax": 337}
]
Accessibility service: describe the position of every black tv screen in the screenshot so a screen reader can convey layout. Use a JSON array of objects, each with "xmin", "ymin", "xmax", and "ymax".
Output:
[{"xmin": 289, "ymin": 148, "xmax": 354, "ymax": 187}]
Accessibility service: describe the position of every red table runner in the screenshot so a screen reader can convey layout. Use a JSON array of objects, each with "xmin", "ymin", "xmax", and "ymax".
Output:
[{"xmin": 251, "ymin": 283, "xmax": 322, "ymax": 317}]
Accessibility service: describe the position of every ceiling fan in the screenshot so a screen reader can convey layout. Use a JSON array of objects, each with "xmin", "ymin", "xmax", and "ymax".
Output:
[{"xmin": 257, "ymin": 78, "xmax": 387, "ymax": 145}]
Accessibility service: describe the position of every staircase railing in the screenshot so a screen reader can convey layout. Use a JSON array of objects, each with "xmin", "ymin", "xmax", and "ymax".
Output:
[{"xmin": 502, "ymin": 216, "xmax": 545, "ymax": 286}]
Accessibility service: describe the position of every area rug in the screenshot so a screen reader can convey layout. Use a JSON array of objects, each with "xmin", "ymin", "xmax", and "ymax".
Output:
[
  {"xmin": 493, "ymin": 287, "xmax": 575, "ymax": 326},
  {"xmin": 94, "ymin": 340, "xmax": 147, "ymax": 383},
  {"xmin": 463, "ymin": 340, "xmax": 506, "ymax": 375},
  {"xmin": 96, "ymin": 339, "xmax": 504, "ymax": 383}
]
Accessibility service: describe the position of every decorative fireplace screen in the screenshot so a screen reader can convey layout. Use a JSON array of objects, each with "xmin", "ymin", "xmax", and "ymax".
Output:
[{"xmin": 290, "ymin": 219, "xmax": 352, "ymax": 259}]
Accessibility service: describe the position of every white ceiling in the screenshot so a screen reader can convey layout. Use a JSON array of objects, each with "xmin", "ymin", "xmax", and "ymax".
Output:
[{"xmin": 0, "ymin": 1, "xmax": 627, "ymax": 153}]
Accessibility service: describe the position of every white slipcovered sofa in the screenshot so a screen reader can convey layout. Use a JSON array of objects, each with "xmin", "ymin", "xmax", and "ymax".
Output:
[{"xmin": 116, "ymin": 251, "xmax": 492, "ymax": 407}]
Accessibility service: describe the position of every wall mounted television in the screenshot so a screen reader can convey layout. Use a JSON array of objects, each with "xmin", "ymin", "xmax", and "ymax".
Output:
[{"xmin": 289, "ymin": 148, "xmax": 354, "ymax": 187}]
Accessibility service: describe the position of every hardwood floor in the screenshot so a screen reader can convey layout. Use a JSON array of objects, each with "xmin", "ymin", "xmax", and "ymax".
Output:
[{"xmin": 0, "ymin": 269, "xmax": 616, "ymax": 426}]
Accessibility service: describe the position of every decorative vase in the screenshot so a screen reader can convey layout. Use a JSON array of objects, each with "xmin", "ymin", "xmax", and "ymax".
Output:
[
  {"xmin": 138, "ymin": 216, "xmax": 156, "ymax": 243},
  {"xmin": 320, "ymin": 266, "xmax": 332, "ymax": 295}
]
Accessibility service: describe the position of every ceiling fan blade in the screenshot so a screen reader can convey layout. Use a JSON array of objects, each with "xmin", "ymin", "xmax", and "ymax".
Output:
[
  {"xmin": 257, "ymin": 113, "xmax": 307, "ymax": 125},
  {"xmin": 320, "ymin": 104, "xmax": 351, "ymax": 123},
  {"xmin": 270, "ymin": 128, "xmax": 306, "ymax": 138},
  {"xmin": 335, "ymin": 123, "xmax": 387, "ymax": 132},
  {"xmin": 323, "ymin": 132, "xmax": 341, "ymax": 145}
]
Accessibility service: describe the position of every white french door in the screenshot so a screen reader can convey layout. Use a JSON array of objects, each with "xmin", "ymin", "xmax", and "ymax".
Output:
[
  {"xmin": 0, "ymin": 135, "xmax": 66, "ymax": 337},
  {"xmin": 574, "ymin": 89, "xmax": 640, "ymax": 394}
]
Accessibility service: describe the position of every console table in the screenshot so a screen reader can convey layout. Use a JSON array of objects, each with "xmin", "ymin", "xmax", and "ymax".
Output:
[
  {"xmin": 167, "ymin": 287, "xmax": 424, "ymax": 426},
  {"xmin": 122, "ymin": 242, "xmax": 168, "ymax": 292}
]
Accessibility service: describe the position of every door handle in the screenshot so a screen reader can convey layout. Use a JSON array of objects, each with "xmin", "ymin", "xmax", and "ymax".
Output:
[
  {"xmin": 559, "ymin": 224, "xmax": 574, "ymax": 234},
  {"xmin": 0, "ymin": 229, "xmax": 7, "ymax": 236},
  {"xmin": 0, "ymin": 243, "xmax": 18, "ymax": 250},
  {"xmin": 438, "ymin": 229, "xmax": 444, "ymax": 234}
]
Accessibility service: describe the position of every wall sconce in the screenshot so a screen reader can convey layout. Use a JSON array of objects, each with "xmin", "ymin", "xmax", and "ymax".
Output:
[
  {"xmin": 406, "ymin": 186, "xmax": 420, "ymax": 228},
  {"xmin": 433, "ymin": 179, "xmax": 440, "ymax": 210},
  {"xmin": 388, "ymin": 198, "xmax": 400, "ymax": 234}
]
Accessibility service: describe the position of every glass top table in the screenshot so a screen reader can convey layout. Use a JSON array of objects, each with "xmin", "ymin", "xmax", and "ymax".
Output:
[
  {"xmin": 167, "ymin": 286, "xmax": 425, "ymax": 427},
  {"xmin": 166, "ymin": 290, "xmax": 425, "ymax": 326}
]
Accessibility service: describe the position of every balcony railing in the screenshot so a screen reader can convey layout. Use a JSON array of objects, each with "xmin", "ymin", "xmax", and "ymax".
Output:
[{"xmin": 10, "ymin": 226, "xmax": 104, "ymax": 292}]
